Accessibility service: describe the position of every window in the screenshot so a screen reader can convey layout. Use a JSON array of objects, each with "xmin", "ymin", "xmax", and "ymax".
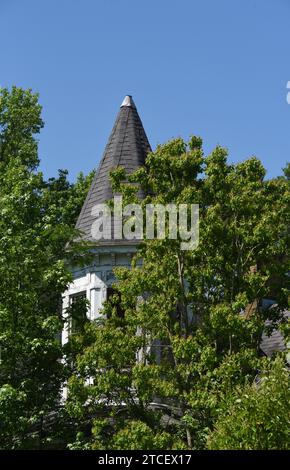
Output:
[{"xmin": 69, "ymin": 291, "xmax": 87, "ymax": 334}]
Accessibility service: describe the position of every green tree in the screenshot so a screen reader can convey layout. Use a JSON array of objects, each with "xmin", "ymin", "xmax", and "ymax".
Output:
[
  {"xmin": 42, "ymin": 168, "xmax": 95, "ymax": 229},
  {"xmin": 66, "ymin": 137, "xmax": 290, "ymax": 449},
  {"xmin": 283, "ymin": 162, "xmax": 290, "ymax": 180},
  {"xmin": 0, "ymin": 87, "xmax": 91, "ymax": 448},
  {"xmin": 207, "ymin": 357, "xmax": 290, "ymax": 450}
]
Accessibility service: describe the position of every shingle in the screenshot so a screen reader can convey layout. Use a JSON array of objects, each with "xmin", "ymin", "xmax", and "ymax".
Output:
[
  {"xmin": 260, "ymin": 310, "xmax": 290, "ymax": 357},
  {"xmin": 75, "ymin": 96, "xmax": 151, "ymax": 242}
]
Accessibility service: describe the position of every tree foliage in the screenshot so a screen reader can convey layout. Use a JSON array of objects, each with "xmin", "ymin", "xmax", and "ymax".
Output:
[
  {"xmin": 65, "ymin": 137, "xmax": 290, "ymax": 449},
  {"xmin": 207, "ymin": 357, "xmax": 290, "ymax": 450},
  {"xmin": 0, "ymin": 86, "xmax": 289, "ymax": 450},
  {"xmin": 0, "ymin": 87, "xmax": 92, "ymax": 448}
]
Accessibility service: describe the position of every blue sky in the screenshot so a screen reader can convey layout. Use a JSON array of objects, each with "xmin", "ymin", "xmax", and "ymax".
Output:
[{"xmin": 1, "ymin": 0, "xmax": 290, "ymax": 180}]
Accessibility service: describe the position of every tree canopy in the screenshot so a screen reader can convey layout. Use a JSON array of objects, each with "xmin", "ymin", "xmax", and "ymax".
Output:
[
  {"xmin": 0, "ymin": 87, "xmax": 92, "ymax": 448},
  {"xmin": 0, "ymin": 86, "xmax": 289, "ymax": 450},
  {"xmin": 65, "ymin": 136, "xmax": 290, "ymax": 450}
]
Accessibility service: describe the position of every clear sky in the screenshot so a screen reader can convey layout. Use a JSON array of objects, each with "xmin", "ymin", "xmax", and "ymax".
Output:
[{"xmin": 1, "ymin": 0, "xmax": 290, "ymax": 181}]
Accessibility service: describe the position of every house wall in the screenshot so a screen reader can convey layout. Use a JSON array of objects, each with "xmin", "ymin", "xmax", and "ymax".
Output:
[{"xmin": 61, "ymin": 246, "xmax": 137, "ymax": 345}]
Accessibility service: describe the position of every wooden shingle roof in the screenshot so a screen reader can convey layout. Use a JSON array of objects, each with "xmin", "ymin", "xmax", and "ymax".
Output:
[{"xmin": 75, "ymin": 95, "xmax": 151, "ymax": 242}]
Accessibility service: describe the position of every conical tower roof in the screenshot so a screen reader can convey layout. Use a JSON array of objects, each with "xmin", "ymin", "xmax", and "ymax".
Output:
[{"xmin": 75, "ymin": 95, "xmax": 151, "ymax": 242}]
